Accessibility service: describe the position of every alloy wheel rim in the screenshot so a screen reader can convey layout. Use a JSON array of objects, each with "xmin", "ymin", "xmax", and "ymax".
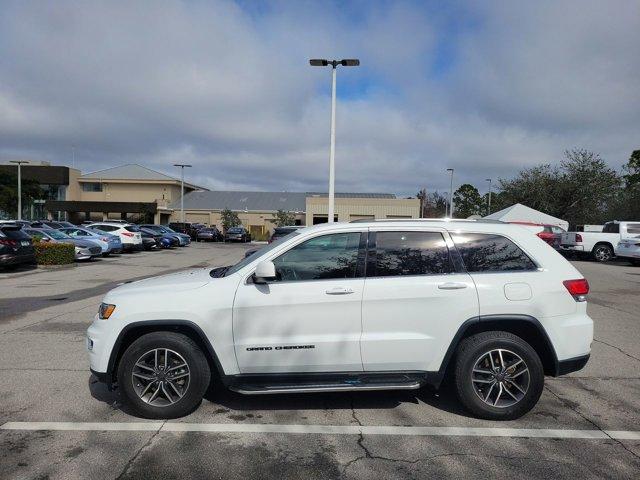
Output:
[
  {"xmin": 471, "ymin": 348, "xmax": 529, "ymax": 408},
  {"xmin": 131, "ymin": 348, "xmax": 190, "ymax": 407},
  {"xmin": 595, "ymin": 246, "xmax": 611, "ymax": 261}
]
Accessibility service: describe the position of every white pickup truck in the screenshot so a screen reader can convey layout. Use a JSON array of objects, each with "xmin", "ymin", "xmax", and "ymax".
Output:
[{"xmin": 560, "ymin": 221, "xmax": 640, "ymax": 262}]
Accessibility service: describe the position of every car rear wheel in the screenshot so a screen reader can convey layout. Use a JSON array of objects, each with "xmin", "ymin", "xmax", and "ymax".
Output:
[
  {"xmin": 592, "ymin": 244, "xmax": 613, "ymax": 262},
  {"xmin": 117, "ymin": 332, "xmax": 210, "ymax": 419},
  {"xmin": 453, "ymin": 331, "xmax": 544, "ymax": 420},
  {"xmin": 630, "ymin": 259, "xmax": 640, "ymax": 266}
]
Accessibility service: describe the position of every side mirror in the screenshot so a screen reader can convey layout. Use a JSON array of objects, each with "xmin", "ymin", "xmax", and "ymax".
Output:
[{"xmin": 253, "ymin": 260, "xmax": 276, "ymax": 284}]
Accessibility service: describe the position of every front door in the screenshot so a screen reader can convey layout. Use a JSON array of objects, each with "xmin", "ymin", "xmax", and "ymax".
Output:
[
  {"xmin": 233, "ymin": 231, "xmax": 366, "ymax": 373},
  {"xmin": 361, "ymin": 228, "xmax": 479, "ymax": 372}
]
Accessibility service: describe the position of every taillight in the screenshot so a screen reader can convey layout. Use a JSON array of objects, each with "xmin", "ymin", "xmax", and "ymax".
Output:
[
  {"xmin": 122, "ymin": 232, "xmax": 134, "ymax": 237},
  {"xmin": 563, "ymin": 279, "xmax": 589, "ymax": 301},
  {"xmin": 575, "ymin": 234, "xmax": 583, "ymax": 242},
  {"xmin": 0, "ymin": 238, "xmax": 17, "ymax": 247}
]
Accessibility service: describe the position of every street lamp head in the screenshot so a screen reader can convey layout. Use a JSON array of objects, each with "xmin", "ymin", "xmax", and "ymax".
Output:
[
  {"xmin": 309, "ymin": 59, "xmax": 329, "ymax": 66},
  {"xmin": 340, "ymin": 59, "xmax": 360, "ymax": 66},
  {"xmin": 447, "ymin": 168, "xmax": 454, "ymax": 172},
  {"xmin": 486, "ymin": 178, "xmax": 491, "ymax": 182},
  {"xmin": 173, "ymin": 164, "xmax": 192, "ymax": 168}
]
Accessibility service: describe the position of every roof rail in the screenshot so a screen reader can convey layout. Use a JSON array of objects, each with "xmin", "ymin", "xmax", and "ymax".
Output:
[{"xmin": 349, "ymin": 218, "xmax": 505, "ymax": 224}]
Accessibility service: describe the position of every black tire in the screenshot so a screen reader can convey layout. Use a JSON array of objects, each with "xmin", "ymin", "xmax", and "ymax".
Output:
[
  {"xmin": 630, "ymin": 259, "xmax": 640, "ymax": 267},
  {"xmin": 453, "ymin": 331, "xmax": 544, "ymax": 420},
  {"xmin": 117, "ymin": 331, "xmax": 211, "ymax": 419},
  {"xmin": 592, "ymin": 243, "xmax": 613, "ymax": 262}
]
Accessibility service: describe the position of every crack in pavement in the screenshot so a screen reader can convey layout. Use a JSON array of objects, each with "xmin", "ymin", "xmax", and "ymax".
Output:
[
  {"xmin": 544, "ymin": 384, "xmax": 640, "ymax": 461},
  {"xmin": 114, "ymin": 420, "xmax": 166, "ymax": 480},
  {"xmin": 593, "ymin": 338, "xmax": 640, "ymax": 363}
]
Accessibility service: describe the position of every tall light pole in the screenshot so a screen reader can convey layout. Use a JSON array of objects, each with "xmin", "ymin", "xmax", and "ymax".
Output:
[
  {"xmin": 486, "ymin": 178, "xmax": 492, "ymax": 216},
  {"xmin": 173, "ymin": 164, "xmax": 192, "ymax": 224},
  {"xmin": 10, "ymin": 160, "xmax": 28, "ymax": 220},
  {"xmin": 447, "ymin": 168, "xmax": 454, "ymax": 218},
  {"xmin": 310, "ymin": 58, "xmax": 360, "ymax": 223}
]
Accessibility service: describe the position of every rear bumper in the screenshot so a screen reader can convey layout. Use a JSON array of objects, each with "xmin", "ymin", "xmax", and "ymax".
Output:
[
  {"xmin": 557, "ymin": 354, "xmax": 590, "ymax": 375},
  {"xmin": 560, "ymin": 245, "xmax": 585, "ymax": 252},
  {"xmin": 0, "ymin": 252, "xmax": 36, "ymax": 266}
]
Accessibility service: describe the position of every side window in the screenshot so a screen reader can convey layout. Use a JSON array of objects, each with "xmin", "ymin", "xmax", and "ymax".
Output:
[
  {"xmin": 451, "ymin": 233, "xmax": 537, "ymax": 272},
  {"xmin": 373, "ymin": 231, "xmax": 452, "ymax": 277},
  {"xmin": 626, "ymin": 224, "xmax": 640, "ymax": 234},
  {"xmin": 272, "ymin": 232, "xmax": 361, "ymax": 282},
  {"xmin": 603, "ymin": 223, "xmax": 620, "ymax": 233}
]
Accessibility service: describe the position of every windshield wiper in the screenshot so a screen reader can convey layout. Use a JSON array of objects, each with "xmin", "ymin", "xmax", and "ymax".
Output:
[{"xmin": 209, "ymin": 266, "xmax": 231, "ymax": 278}]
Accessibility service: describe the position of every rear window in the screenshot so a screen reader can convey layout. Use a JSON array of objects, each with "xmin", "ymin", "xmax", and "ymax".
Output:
[
  {"xmin": 0, "ymin": 227, "xmax": 31, "ymax": 240},
  {"xmin": 124, "ymin": 225, "xmax": 140, "ymax": 232},
  {"xmin": 451, "ymin": 233, "xmax": 537, "ymax": 272}
]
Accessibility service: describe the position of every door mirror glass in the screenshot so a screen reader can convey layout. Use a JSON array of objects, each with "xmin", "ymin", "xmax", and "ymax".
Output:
[{"xmin": 253, "ymin": 260, "xmax": 276, "ymax": 283}]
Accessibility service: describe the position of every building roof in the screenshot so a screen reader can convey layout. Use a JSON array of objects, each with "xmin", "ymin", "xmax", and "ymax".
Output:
[
  {"xmin": 169, "ymin": 191, "xmax": 397, "ymax": 212},
  {"xmin": 79, "ymin": 164, "xmax": 206, "ymax": 190}
]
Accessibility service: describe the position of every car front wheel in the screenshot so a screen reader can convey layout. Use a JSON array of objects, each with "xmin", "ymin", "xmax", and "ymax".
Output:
[
  {"xmin": 453, "ymin": 331, "xmax": 544, "ymax": 420},
  {"xmin": 117, "ymin": 331, "xmax": 211, "ymax": 419}
]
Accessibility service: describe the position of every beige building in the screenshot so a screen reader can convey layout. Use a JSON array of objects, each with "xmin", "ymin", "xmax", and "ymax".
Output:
[
  {"xmin": 9, "ymin": 161, "xmax": 420, "ymax": 231},
  {"xmin": 170, "ymin": 190, "xmax": 420, "ymax": 239}
]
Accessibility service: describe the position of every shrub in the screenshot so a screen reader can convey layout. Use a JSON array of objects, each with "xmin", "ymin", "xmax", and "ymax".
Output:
[{"xmin": 34, "ymin": 241, "xmax": 75, "ymax": 265}]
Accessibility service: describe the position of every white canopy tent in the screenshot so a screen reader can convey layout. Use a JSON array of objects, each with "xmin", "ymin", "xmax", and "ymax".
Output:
[{"xmin": 484, "ymin": 203, "xmax": 569, "ymax": 231}]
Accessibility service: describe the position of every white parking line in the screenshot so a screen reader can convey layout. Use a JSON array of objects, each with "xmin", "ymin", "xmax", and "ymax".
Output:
[{"xmin": 1, "ymin": 422, "xmax": 639, "ymax": 440}]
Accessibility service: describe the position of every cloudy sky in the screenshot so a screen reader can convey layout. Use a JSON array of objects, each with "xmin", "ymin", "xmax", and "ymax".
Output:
[{"xmin": 1, "ymin": 0, "xmax": 638, "ymax": 196}]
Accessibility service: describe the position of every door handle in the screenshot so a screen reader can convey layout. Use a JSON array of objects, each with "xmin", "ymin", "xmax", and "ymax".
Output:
[
  {"xmin": 438, "ymin": 282, "xmax": 468, "ymax": 290},
  {"xmin": 325, "ymin": 287, "xmax": 355, "ymax": 295}
]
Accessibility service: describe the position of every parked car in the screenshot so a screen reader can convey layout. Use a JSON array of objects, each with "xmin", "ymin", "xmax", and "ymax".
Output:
[
  {"xmin": 140, "ymin": 230, "xmax": 158, "ymax": 250},
  {"xmin": 509, "ymin": 222, "xmax": 564, "ymax": 249},
  {"xmin": 560, "ymin": 220, "xmax": 640, "ymax": 262},
  {"xmin": 88, "ymin": 220, "xmax": 593, "ymax": 420},
  {"xmin": 169, "ymin": 222, "xmax": 206, "ymax": 239},
  {"xmin": 86, "ymin": 223, "xmax": 143, "ymax": 252},
  {"xmin": 58, "ymin": 227, "xmax": 123, "ymax": 256},
  {"xmin": 34, "ymin": 220, "xmax": 76, "ymax": 229},
  {"xmin": 24, "ymin": 228, "xmax": 102, "ymax": 260},
  {"xmin": 140, "ymin": 225, "xmax": 190, "ymax": 246},
  {"xmin": 224, "ymin": 226, "xmax": 251, "ymax": 243},
  {"xmin": 614, "ymin": 234, "xmax": 640, "ymax": 266},
  {"xmin": 140, "ymin": 227, "xmax": 173, "ymax": 249},
  {"xmin": 0, "ymin": 224, "xmax": 35, "ymax": 268},
  {"xmin": 195, "ymin": 227, "xmax": 223, "ymax": 242}
]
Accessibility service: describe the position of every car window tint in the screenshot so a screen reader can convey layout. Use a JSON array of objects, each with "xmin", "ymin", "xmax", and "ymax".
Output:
[
  {"xmin": 98, "ymin": 225, "xmax": 117, "ymax": 232},
  {"xmin": 603, "ymin": 223, "xmax": 620, "ymax": 233},
  {"xmin": 273, "ymin": 232, "xmax": 361, "ymax": 282},
  {"xmin": 373, "ymin": 231, "xmax": 452, "ymax": 276},
  {"xmin": 451, "ymin": 233, "xmax": 536, "ymax": 272},
  {"xmin": 627, "ymin": 224, "xmax": 640, "ymax": 234}
]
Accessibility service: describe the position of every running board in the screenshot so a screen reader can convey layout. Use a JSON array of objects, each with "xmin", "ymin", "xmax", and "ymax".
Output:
[{"xmin": 228, "ymin": 372, "xmax": 426, "ymax": 395}]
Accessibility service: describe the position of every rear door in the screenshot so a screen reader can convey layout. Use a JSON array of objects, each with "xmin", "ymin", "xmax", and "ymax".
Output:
[{"xmin": 361, "ymin": 228, "xmax": 479, "ymax": 372}]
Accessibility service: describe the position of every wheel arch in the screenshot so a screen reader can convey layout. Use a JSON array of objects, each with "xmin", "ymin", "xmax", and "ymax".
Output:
[
  {"xmin": 592, "ymin": 241, "xmax": 614, "ymax": 253},
  {"xmin": 432, "ymin": 314, "xmax": 559, "ymax": 388},
  {"xmin": 105, "ymin": 320, "xmax": 225, "ymax": 386}
]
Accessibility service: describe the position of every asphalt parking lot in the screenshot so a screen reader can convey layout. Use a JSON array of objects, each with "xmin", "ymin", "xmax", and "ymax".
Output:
[{"xmin": 1, "ymin": 244, "xmax": 639, "ymax": 479}]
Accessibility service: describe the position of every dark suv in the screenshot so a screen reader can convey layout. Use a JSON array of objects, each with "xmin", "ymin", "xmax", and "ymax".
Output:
[
  {"xmin": 0, "ymin": 224, "xmax": 36, "ymax": 268},
  {"xmin": 169, "ymin": 222, "xmax": 206, "ymax": 240},
  {"xmin": 224, "ymin": 226, "xmax": 251, "ymax": 243}
]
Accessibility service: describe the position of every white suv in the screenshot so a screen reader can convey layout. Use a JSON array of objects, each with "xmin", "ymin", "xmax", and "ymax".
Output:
[
  {"xmin": 87, "ymin": 220, "xmax": 593, "ymax": 420},
  {"xmin": 87, "ymin": 222, "xmax": 143, "ymax": 252}
]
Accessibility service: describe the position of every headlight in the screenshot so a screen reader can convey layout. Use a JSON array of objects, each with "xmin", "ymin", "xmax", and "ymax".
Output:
[{"xmin": 98, "ymin": 303, "xmax": 116, "ymax": 319}]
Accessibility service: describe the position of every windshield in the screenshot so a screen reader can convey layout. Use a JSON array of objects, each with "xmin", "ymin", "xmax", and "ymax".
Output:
[
  {"xmin": 45, "ymin": 229, "xmax": 71, "ymax": 240},
  {"xmin": 228, "ymin": 227, "xmax": 244, "ymax": 233},
  {"xmin": 222, "ymin": 231, "xmax": 300, "ymax": 276}
]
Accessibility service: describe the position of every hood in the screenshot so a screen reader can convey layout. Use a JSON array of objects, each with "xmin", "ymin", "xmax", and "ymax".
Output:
[{"xmin": 107, "ymin": 268, "xmax": 212, "ymax": 297}]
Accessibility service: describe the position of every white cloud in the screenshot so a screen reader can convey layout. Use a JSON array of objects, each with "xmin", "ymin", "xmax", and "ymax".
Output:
[{"xmin": 0, "ymin": 0, "xmax": 638, "ymax": 195}]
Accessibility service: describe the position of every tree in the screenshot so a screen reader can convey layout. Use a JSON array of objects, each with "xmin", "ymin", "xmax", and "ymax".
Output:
[
  {"xmin": 416, "ymin": 189, "xmax": 447, "ymax": 217},
  {"xmin": 452, "ymin": 184, "xmax": 483, "ymax": 218},
  {"xmin": 272, "ymin": 210, "xmax": 297, "ymax": 227},
  {"xmin": 220, "ymin": 208, "xmax": 240, "ymax": 232},
  {"xmin": 498, "ymin": 149, "xmax": 621, "ymax": 226},
  {"xmin": 0, "ymin": 172, "xmax": 44, "ymax": 219},
  {"xmin": 623, "ymin": 150, "xmax": 640, "ymax": 188}
]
